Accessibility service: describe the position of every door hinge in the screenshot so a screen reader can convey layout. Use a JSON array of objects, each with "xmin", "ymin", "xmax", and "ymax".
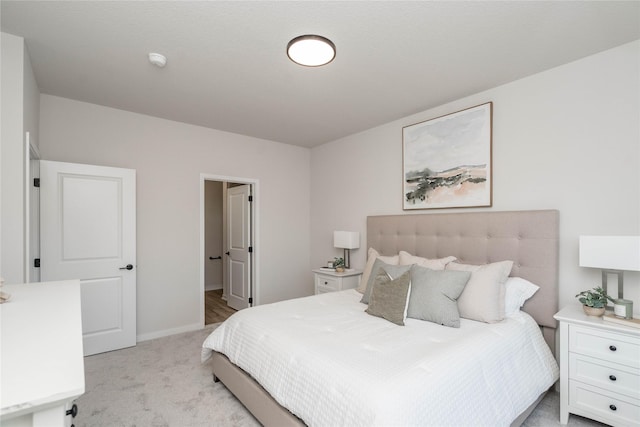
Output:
[
  {"xmin": 33, "ymin": 178, "xmax": 40, "ymax": 187},
  {"xmin": 34, "ymin": 258, "xmax": 40, "ymax": 268},
  {"xmin": 248, "ymin": 246, "xmax": 253, "ymax": 253},
  {"xmin": 248, "ymin": 195, "xmax": 253, "ymax": 202},
  {"xmin": 249, "ymin": 297, "xmax": 253, "ymax": 304}
]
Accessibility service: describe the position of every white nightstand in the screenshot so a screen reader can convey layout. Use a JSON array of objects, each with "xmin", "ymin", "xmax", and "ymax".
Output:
[
  {"xmin": 554, "ymin": 305, "xmax": 640, "ymax": 426},
  {"xmin": 312, "ymin": 269, "xmax": 362, "ymax": 295}
]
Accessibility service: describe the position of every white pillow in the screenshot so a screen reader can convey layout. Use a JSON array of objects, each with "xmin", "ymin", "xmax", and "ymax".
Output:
[
  {"xmin": 356, "ymin": 248, "xmax": 399, "ymax": 293},
  {"xmin": 398, "ymin": 251, "xmax": 457, "ymax": 270},
  {"xmin": 447, "ymin": 260, "xmax": 513, "ymax": 323},
  {"xmin": 504, "ymin": 277, "xmax": 539, "ymax": 317}
]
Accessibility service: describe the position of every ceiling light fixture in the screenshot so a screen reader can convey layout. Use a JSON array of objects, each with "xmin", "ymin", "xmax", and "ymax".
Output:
[
  {"xmin": 148, "ymin": 52, "xmax": 167, "ymax": 68},
  {"xmin": 287, "ymin": 35, "xmax": 336, "ymax": 67}
]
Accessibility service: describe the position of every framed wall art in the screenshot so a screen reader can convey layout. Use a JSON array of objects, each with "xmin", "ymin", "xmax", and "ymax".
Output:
[{"xmin": 402, "ymin": 102, "xmax": 492, "ymax": 210}]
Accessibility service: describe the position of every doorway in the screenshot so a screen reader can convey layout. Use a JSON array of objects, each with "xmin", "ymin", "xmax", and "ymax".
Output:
[{"xmin": 200, "ymin": 174, "xmax": 258, "ymax": 326}]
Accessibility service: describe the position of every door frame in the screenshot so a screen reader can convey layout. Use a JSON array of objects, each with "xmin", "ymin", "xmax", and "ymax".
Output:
[
  {"xmin": 199, "ymin": 174, "xmax": 259, "ymax": 326},
  {"xmin": 24, "ymin": 131, "xmax": 40, "ymax": 283}
]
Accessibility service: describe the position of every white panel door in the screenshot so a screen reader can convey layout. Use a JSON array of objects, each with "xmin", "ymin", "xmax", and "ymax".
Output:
[
  {"xmin": 40, "ymin": 160, "xmax": 136, "ymax": 356},
  {"xmin": 226, "ymin": 184, "xmax": 251, "ymax": 311}
]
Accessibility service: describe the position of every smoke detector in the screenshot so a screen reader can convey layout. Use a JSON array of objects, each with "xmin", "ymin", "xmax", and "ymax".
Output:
[{"xmin": 148, "ymin": 52, "xmax": 167, "ymax": 68}]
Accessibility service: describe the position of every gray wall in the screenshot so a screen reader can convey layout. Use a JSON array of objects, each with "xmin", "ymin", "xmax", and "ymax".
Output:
[
  {"xmin": 204, "ymin": 180, "xmax": 223, "ymax": 291},
  {"xmin": 311, "ymin": 40, "xmax": 640, "ymax": 313},
  {"xmin": 1, "ymin": 33, "xmax": 40, "ymax": 284},
  {"xmin": 39, "ymin": 95, "xmax": 311, "ymax": 339},
  {"xmin": 6, "ymin": 33, "xmax": 639, "ymax": 340}
]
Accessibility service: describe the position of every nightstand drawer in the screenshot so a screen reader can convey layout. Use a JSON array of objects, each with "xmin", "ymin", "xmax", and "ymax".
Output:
[
  {"xmin": 312, "ymin": 270, "xmax": 362, "ymax": 295},
  {"xmin": 316, "ymin": 276, "xmax": 339, "ymax": 291},
  {"xmin": 570, "ymin": 324, "xmax": 640, "ymax": 369},
  {"xmin": 569, "ymin": 380, "xmax": 640, "ymax": 426},
  {"xmin": 570, "ymin": 353, "xmax": 640, "ymax": 400}
]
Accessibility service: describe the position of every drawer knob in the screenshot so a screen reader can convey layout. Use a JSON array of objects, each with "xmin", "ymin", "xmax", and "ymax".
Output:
[
  {"xmin": 609, "ymin": 375, "xmax": 617, "ymax": 381},
  {"xmin": 324, "ymin": 281, "xmax": 328, "ymax": 285},
  {"xmin": 609, "ymin": 404, "xmax": 617, "ymax": 411},
  {"xmin": 66, "ymin": 404, "xmax": 78, "ymax": 417},
  {"xmin": 609, "ymin": 345, "xmax": 617, "ymax": 352}
]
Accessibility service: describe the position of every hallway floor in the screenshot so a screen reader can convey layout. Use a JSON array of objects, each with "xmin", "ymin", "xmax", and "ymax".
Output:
[{"xmin": 205, "ymin": 289, "xmax": 236, "ymax": 324}]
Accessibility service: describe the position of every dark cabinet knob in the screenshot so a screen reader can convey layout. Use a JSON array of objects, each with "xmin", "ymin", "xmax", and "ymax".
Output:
[
  {"xmin": 609, "ymin": 404, "xmax": 617, "ymax": 411},
  {"xmin": 609, "ymin": 375, "xmax": 617, "ymax": 381},
  {"xmin": 66, "ymin": 403, "xmax": 78, "ymax": 417},
  {"xmin": 609, "ymin": 345, "xmax": 617, "ymax": 351}
]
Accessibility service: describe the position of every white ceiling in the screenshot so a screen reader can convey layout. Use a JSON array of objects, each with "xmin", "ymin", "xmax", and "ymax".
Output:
[{"xmin": 2, "ymin": 1, "xmax": 639, "ymax": 147}]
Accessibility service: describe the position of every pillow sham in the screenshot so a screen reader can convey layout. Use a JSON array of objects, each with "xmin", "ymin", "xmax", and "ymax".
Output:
[
  {"xmin": 447, "ymin": 260, "xmax": 513, "ymax": 323},
  {"xmin": 505, "ymin": 277, "xmax": 539, "ymax": 317},
  {"xmin": 399, "ymin": 251, "xmax": 457, "ymax": 270},
  {"xmin": 360, "ymin": 258, "xmax": 411, "ymax": 304},
  {"xmin": 365, "ymin": 270, "xmax": 411, "ymax": 326},
  {"xmin": 357, "ymin": 248, "xmax": 400, "ymax": 294},
  {"xmin": 407, "ymin": 265, "xmax": 471, "ymax": 328}
]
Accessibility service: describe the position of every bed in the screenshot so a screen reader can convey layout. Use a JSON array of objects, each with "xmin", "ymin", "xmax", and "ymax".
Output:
[{"xmin": 202, "ymin": 210, "xmax": 560, "ymax": 426}]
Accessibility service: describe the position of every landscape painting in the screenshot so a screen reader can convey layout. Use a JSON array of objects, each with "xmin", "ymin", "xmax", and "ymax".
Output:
[{"xmin": 402, "ymin": 102, "xmax": 492, "ymax": 210}]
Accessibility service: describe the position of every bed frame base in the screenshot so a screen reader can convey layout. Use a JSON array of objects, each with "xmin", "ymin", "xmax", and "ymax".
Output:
[{"xmin": 211, "ymin": 351, "xmax": 304, "ymax": 427}]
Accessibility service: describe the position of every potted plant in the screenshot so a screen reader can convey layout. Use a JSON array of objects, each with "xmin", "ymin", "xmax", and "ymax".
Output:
[
  {"xmin": 333, "ymin": 257, "xmax": 345, "ymax": 273},
  {"xmin": 575, "ymin": 286, "xmax": 613, "ymax": 317}
]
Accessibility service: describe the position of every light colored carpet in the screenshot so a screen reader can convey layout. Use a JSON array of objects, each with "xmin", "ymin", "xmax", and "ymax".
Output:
[
  {"xmin": 75, "ymin": 325, "xmax": 606, "ymax": 427},
  {"xmin": 75, "ymin": 324, "xmax": 259, "ymax": 427}
]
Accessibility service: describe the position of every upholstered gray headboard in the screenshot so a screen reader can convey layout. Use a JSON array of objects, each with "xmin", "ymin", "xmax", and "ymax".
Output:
[{"xmin": 367, "ymin": 210, "xmax": 559, "ymax": 352}]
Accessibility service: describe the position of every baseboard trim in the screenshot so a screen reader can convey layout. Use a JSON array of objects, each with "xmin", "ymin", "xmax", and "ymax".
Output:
[{"xmin": 136, "ymin": 322, "xmax": 203, "ymax": 342}]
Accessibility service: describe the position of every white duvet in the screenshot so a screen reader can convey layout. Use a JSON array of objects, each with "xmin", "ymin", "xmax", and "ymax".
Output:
[{"xmin": 202, "ymin": 289, "xmax": 558, "ymax": 427}]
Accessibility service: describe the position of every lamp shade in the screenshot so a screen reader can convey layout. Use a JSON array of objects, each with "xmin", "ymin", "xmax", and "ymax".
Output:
[
  {"xmin": 333, "ymin": 231, "xmax": 360, "ymax": 250},
  {"xmin": 579, "ymin": 236, "xmax": 640, "ymax": 271}
]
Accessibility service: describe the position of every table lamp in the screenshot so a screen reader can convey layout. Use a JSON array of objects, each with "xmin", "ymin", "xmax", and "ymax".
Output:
[
  {"xmin": 579, "ymin": 235, "xmax": 640, "ymax": 304},
  {"xmin": 333, "ymin": 231, "xmax": 360, "ymax": 269}
]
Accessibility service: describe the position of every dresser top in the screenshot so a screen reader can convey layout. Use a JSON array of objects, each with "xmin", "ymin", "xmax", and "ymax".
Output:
[
  {"xmin": 555, "ymin": 304, "xmax": 640, "ymax": 336},
  {"xmin": 1, "ymin": 281, "xmax": 85, "ymax": 419}
]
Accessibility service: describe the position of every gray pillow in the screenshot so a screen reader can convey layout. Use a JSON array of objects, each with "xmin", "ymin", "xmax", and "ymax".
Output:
[
  {"xmin": 365, "ymin": 270, "xmax": 411, "ymax": 326},
  {"xmin": 360, "ymin": 259, "xmax": 412, "ymax": 304},
  {"xmin": 407, "ymin": 265, "xmax": 471, "ymax": 328}
]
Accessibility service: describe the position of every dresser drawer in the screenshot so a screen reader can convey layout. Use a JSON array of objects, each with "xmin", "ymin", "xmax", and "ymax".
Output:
[
  {"xmin": 570, "ymin": 353, "xmax": 640, "ymax": 400},
  {"xmin": 570, "ymin": 324, "xmax": 640, "ymax": 369},
  {"xmin": 569, "ymin": 380, "xmax": 640, "ymax": 426},
  {"xmin": 316, "ymin": 276, "xmax": 339, "ymax": 291}
]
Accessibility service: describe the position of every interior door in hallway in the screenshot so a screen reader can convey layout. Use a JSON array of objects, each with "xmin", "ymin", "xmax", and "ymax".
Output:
[
  {"xmin": 40, "ymin": 160, "xmax": 136, "ymax": 356},
  {"xmin": 226, "ymin": 184, "xmax": 251, "ymax": 311}
]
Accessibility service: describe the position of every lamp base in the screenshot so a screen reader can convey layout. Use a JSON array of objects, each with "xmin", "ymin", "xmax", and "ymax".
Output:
[
  {"xmin": 602, "ymin": 269, "xmax": 624, "ymax": 301},
  {"xmin": 343, "ymin": 249, "xmax": 351, "ymax": 269}
]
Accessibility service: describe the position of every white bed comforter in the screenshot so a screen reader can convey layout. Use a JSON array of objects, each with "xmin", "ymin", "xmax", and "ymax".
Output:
[{"xmin": 202, "ymin": 289, "xmax": 558, "ymax": 427}]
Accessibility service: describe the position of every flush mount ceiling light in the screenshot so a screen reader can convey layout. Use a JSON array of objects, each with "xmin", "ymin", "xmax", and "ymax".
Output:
[{"xmin": 287, "ymin": 35, "xmax": 336, "ymax": 67}]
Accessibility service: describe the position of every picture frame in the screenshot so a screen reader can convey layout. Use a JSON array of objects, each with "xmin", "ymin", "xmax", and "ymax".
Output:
[{"xmin": 402, "ymin": 102, "xmax": 492, "ymax": 210}]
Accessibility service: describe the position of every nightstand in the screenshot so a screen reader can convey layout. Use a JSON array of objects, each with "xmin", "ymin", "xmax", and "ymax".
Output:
[
  {"xmin": 554, "ymin": 305, "xmax": 640, "ymax": 426},
  {"xmin": 312, "ymin": 269, "xmax": 362, "ymax": 295}
]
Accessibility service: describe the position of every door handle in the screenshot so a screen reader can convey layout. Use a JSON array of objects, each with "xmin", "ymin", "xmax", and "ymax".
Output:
[{"xmin": 119, "ymin": 264, "xmax": 134, "ymax": 270}]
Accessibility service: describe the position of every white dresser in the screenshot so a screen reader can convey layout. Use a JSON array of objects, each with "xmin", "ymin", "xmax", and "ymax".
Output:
[
  {"xmin": 313, "ymin": 269, "xmax": 362, "ymax": 295},
  {"xmin": 1, "ymin": 281, "xmax": 85, "ymax": 427},
  {"xmin": 554, "ymin": 305, "xmax": 640, "ymax": 426}
]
